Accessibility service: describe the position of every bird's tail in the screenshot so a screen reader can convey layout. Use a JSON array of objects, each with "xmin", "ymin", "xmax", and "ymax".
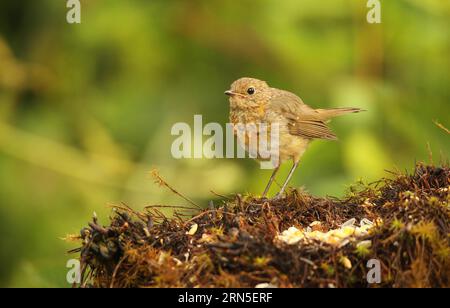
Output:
[{"xmin": 316, "ymin": 107, "xmax": 365, "ymax": 120}]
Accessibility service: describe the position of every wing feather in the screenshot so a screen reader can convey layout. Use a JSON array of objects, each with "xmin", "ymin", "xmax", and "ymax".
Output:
[{"xmin": 268, "ymin": 91, "xmax": 337, "ymax": 140}]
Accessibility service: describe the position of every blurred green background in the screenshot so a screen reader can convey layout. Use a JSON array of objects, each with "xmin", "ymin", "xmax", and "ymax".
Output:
[{"xmin": 0, "ymin": 0, "xmax": 448, "ymax": 287}]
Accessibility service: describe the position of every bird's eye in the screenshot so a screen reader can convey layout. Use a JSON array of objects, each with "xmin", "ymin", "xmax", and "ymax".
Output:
[{"xmin": 247, "ymin": 87, "xmax": 255, "ymax": 95}]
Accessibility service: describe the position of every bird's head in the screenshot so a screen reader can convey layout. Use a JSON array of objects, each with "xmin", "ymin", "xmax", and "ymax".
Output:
[{"xmin": 225, "ymin": 77, "xmax": 270, "ymax": 107}]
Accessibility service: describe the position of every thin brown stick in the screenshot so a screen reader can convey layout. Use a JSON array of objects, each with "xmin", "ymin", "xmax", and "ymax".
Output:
[
  {"xmin": 433, "ymin": 120, "xmax": 450, "ymax": 134},
  {"xmin": 210, "ymin": 190, "xmax": 232, "ymax": 200},
  {"xmin": 150, "ymin": 169, "xmax": 202, "ymax": 209},
  {"xmin": 145, "ymin": 204, "xmax": 200, "ymax": 211},
  {"xmin": 183, "ymin": 209, "xmax": 236, "ymax": 226},
  {"xmin": 110, "ymin": 256, "xmax": 127, "ymax": 288}
]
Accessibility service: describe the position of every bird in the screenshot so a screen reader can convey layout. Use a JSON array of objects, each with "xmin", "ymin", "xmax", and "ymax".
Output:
[{"xmin": 225, "ymin": 77, "xmax": 364, "ymax": 199}]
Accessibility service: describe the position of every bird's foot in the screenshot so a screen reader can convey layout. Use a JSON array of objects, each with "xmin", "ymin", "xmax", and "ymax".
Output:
[
  {"xmin": 272, "ymin": 193, "xmax": 284, "ymax": 201},
  {"xmin": 259, "ymin": 195, "xmax": 270, "ymax": 202},
  {"xmin": 258, "ymin": 194, "xmax": 284, "ymax": 202}
]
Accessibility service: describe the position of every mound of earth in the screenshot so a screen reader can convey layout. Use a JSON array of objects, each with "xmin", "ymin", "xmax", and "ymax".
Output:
[{"xmin": 70, "ymin": 163, "xmax": 449, "ymax": 288}]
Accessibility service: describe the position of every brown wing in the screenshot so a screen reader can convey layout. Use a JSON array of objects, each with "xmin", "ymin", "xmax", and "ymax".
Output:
[{"xmin": 268, "ymin": 90, "xmax": 337, "ymax": 140}]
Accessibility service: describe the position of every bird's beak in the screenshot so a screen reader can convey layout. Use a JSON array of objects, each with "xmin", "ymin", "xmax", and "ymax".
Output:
[{"xmin": 224, "ymin": 90, "xmax": 235, "ymax": 97}]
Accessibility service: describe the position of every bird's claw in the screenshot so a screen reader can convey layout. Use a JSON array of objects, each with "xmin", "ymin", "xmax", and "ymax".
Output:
[
  {"xmin": 259, "ymin": 194, "xmax": 283, "ymax": 202},
  {"xmin": 272, "ymin": 193, "xmax": 283, "ymax": 201}
]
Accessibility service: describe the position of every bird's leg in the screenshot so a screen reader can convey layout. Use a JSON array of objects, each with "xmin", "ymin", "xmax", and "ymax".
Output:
[
  {"xmin": 275, "ymin": 161, "xmax": 299, "ymax": 199},
  {"xmin": 262, "ymin": 166, "xmax": 280, "ymax": 198}
]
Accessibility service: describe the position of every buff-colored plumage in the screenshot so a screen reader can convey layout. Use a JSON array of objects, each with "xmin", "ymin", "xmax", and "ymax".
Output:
[{"xmin": 225, "ymin": 77, "xmax": 363, "ymax": 198}]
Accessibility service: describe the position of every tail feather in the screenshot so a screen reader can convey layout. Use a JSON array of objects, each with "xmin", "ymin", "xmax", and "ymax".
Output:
[{"xmin": 316, "ymin": 107, "xmax": 365, "ymax": 120}]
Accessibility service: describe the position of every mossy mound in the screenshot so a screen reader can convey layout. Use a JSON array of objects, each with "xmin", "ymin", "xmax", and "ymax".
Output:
[{"xmin": 72, "ymin": 163, "xmax": 449, "ymax": 288}]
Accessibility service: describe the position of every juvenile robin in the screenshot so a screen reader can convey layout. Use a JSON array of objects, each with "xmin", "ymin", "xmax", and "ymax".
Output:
[{"xmin": 225, "ymin": 77, "xmax": 364, "ymax": 199}]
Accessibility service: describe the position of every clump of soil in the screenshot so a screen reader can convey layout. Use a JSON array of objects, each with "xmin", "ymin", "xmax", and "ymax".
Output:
[{"xmin": 71, "ymin": 163, "xmax": 449, "ymax": 288}]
